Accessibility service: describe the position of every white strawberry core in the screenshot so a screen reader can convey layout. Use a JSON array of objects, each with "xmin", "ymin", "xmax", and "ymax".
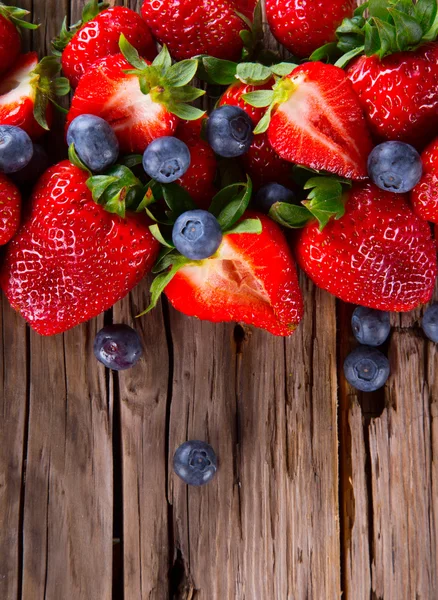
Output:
[{"xmin": 0, "ymin": 57, "xmax": 37, "ymax": 107}]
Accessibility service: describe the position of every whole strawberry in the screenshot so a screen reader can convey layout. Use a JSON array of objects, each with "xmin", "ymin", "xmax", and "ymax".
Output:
[
  {"xmin": 52, "ymin": 3, "xmax": 156, "ymax": 88},
  {"xmin": 66, "ymin": 39, "xmax": 205, "ymax": 154},
  {"xmin": 411, "ymin": 138, "xmax": 438, "ymax": 224},
  {"xmin": 266, "ymin": 0, "xmax": 355, "ymax": 58},
  {"xmin": 140, "ymin": 0, "xmax": 250, "ymax": 61},
  {"xmin": 0, "ymin": 160, "xmax": 160, "ymax": 335},
  {"xmin": 0, "ymin": 173, "xmax": 21, "ymax": 245},
  {"xmin": 0, "ymin": 3, "xmax": 38, "ymax": 76}
]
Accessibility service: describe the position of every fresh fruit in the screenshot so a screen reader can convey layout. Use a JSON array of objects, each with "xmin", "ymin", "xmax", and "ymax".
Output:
[
  {"xmin": 173, "ymin": 441, "xmax": 218, "ymax": 486},
  {"xmin": 295, "ymin": 183, "xmax": 437, "ymax": 312},
  {"xmin": 266, "ymin": 0, "xmax": 355, "ymax": 58},
  {"xmin": 93, "ymin": 324, "xmax": 143, "ymax": 370},
  {"xmin": 164, "ymin": 212, "xmax": 304, "ymax": 336},
  {"xmin": 368, "ymin": 142, "xmax": 422, "ymax": 194},
  {"xmin": 351, "ymin": 307, "xmax": 391, "ymax": 347},
  {"xmin": 0, "ymin": 125, "xmax": 33, "ymax": 174},
  {"xmin": 67, "ymin": 114, "xmax": 119, "ymax": 173},
  {"xmin": 206, "ymin": 106, "xmax": 254, "ymax": 158},
  {"xmin": 244, "ymin": 62, "xmax": 373, "ymax": 180},
  {"xmin": 422, "ymin": 304, "xmax": 438, "ymax": 343},
  {"xmin": 66, "ymin": 41, "xmax": 205, "ymax": 154},
  {"xmin": 343, "ymin": 346, "xmax": 390, "ymax": 392},
  {"xmin": 172, "ymin": 210, "xmax": 223, "ymax": 260},
  {"xmin": 254, "ymin": 182, "xmax": 294, "ymax": 213},
  {"xmin": 0, "ymin": 173, "xmax": 21, "ymax": 245},
  {"xmin": 141, "ymin": 0, "xmax": 250, "ymax": 62},
  {"xmin": 52, "ymin": 3, "xmax": 156, "ymax": 88},
  {"xmin": 0, "ymin": 3, "xmax": 38, "ymax": 77},
  {"xmin": 143, "ymin": 137, "xmax": 191, "ymax": 184},
  {"xmin": 411, "ymin": 138, "xmax": 438, "ymax": 224},
  {"xmin": 0, "ymin": 160, "xmax": 160, "ymax": 335},
  {"xmin": 0, "ymin": 53, "xmax": 70, "ymax": 139}
]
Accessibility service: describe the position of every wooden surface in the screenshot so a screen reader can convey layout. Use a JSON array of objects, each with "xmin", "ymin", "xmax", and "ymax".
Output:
[{"xmin": 1, "ymin": 1, "xmax": 438, "ymax": 599}]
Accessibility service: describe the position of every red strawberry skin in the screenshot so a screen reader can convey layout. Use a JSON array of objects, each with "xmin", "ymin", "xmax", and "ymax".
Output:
[
  {"xmin": 268, "ymin": 62, "xmax": 373, "ymax": 180},
  {"xmin": 0, "ymin": 174, "xmax": 21, "ymax": 245},
  {"xmin": 0, "ymin": 12, "xmax": 21, "ymax": 76},
  {"xmin": 66, "ymin": 54, "xmax": 178, "ymax": 154},
  {"xmin": 295, "ymin": 183, "xmax": 437, "ymax": 312},
  {"xmin": 411, "ymin": 138, "xmax": 438, "ymax": 224},
  {"xmin": 141, "ymin": 0, "xmax": 248, "ymax": 61},
  {"xmin": 0, "ymin": 53, "xmax": 54, "ymax": 140},
  {"xmin": 62, "ymin": 6, "xmax": 156, "ymax": 88},
  {"xmin": 0, "ymin": 161, "xmax": 160, "ymax": 335},
  {"xmin": 266, "ymin": 0, "xmax": 355, "ymax": 58},
  {"xmin": 346, "ymin": 43, "xmax": 438, "ymax": 148},
  {"xmin": 165, "ymin": 212, "xmax": 304, "ymax": 336}
]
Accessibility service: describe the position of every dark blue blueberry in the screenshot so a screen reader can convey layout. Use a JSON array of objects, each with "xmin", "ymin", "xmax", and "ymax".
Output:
[
  {"xmin": 142, "ymin": 136, "xmax": 190, "ymax": 183},
  {"xmin": 93, "ymin": 324, "xmax": 143, "ymax": 370},
  {"xmin": 344, "ymin": 346, "xmax": 390, "ymax": 392},
  {"xmin": 67, "ymin": 115, "xmax": 119, "ymax": 173},
  {"xmin": 351, "ymin": 307, "xmax": 391, "ymax": 347},
  {"xmin": 367, "ymin": 141, "xmax": 422, "ymax": 193},
  {"xmin": 11, "ymin": 144, "xmax": 50, "ymax": 185},
  {"xmin": 172, "ymin": 210, "xmax": 222, "ymax": 260},
  {"xmin": 254, "ymin": 182, "xmax": 295, "ymax": 213},
  {"xmin": 0, "ymin": 125, "xmax": 33, "ymax": 174},
  {"xmin": 206, "ymin": 105, "xmax": 254, "ymax": 158},
  {"xmin": 173, "ymin": 441, "xmax": 217, "ymax": 486},
  {"xmin": 422, "ymin": 303, "xmax": 438, "ymax": 342}
]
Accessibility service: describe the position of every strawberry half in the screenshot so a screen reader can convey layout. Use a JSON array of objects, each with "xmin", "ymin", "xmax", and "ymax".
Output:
[
  {"xmin": 66, "ymin": 39, "xmax": 205, "ymax": 154},
  {"xmin": 0, "ymin": 53, "xmax": 70, "ymax": 139},
  {"xmin": 0, "ymin": 160, "xmax": 160, "ymax": 335},
  {"xmin": 411, "ymin": 137, "xmax": 438, "ymax": 224},
  {"xmin": 243, "ymin": 62, "xmax": 373, "ymax": 180},
  {"xmin": 0, "ymin": 173, "xmax": 21, "ymax": 245},
  {"xmin": 0, "ymin": 3, "xmax": 38, "ymax": 76},
  {"xmin": 52, "ymin": 3, "xmax": 156, "ymax": 88}
]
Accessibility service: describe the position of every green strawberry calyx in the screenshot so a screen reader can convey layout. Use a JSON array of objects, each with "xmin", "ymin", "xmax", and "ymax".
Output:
[
  {"xmin": 196, "ymin": 56, "xmax": 297, "ymax": 86},
  {"xmin": 52, "ymin": 0, "xmax": 109, "ymax": 55},
  {"xmin": 30, "ymin": 57, "xmax": 70, "ymax": 130},
  {"xmin": 311, "ymin": 0, "xmax": 438, "ymax": 68},
  {"xmin": 0, "ymin": 3, "xmax": 39, "ymax": 31},
  {"xmin": 119, "ymin": 36, "xmax": 206, "ymax": 121},
  {"xmin": 137, "ymin": 176, "xmax": 262, "ymax": 316}
]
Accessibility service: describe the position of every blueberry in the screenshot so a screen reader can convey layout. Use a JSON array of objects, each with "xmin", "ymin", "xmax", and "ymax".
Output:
[
  {"xmin": 172, "ymin": 210, "xmax": 222, "ymax": 260},
  {"xmin": 254, "ymin": 182, "xmax": 295, "ymax": 213},
  {"xmin": 344, "ymin": 346, "xmax": 390, "ymax": 392},
  {"xmin": 0, "ymin": 126, "xmax": 33, "ymax": 174},
  {"xmin": 206, "ymin": 105, "xmax": 254, "ymax": 158},
  {"xmin": 173, "ymin": 441, "xmax": 217, "ymax": 486},
  {"xmin": 93, "ymin": 324, "xmax": 143, "ymax": 370},
  {"xmin": 11, "ymin": 144, "xmax": 50, "ymax": 185},
  {"xmin": 67, "ymin": 115, "xmax": 119, "ymax": 173},
  {"xmin": 422, "ymin": 303, "xmax": 438, "ymax": 342},
  {"xmin": 367, "ymin": 141, "xmax": 422, "ymax": 193},
  {"xmin": 142, "ymin": 136, "xmax": 190, "ymax": 183},
  {"xmin": 351, "ymin": 307, "xmax": 391, "ymax": 347}
]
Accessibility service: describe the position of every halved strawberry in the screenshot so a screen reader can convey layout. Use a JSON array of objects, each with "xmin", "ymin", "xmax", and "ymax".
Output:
[
  {"xmin": 0, "ymin": 3, "xmax": 38, "ymax": 77},
  {"xmin": 411, "ymin": 137, "xmax": 438, "ymax": 224},
  {"xmin": 0, "ymin": 53, "xmax": 70, "ymax": 139},
  {"xmin": 66, "ymin": 40, "xmax": 205, "ymax": 154},
  {"xmin": 244, "ymin": 62, "xmax": 373, "ymax": 180},
  {"xmin": 0, "ymin": 173, "xmax": 21, "ymax": 245}
]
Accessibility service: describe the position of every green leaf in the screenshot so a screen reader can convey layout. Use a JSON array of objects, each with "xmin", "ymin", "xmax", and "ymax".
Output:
[
  {"xmin": 137, "ymin": 258, "xmax": 191, "ymax": 316},
  {"xmin": 86, "ymin": 164, "xmax": 144, "ymax": 216},
  {"xmin": 161, "ymin": 183, "xmax": 197, "ymax": 218},
  {"xmin": 152, "ymin": 248, "xmax": 179, "ymax": 274},
  {"xmin": 270, "ymin": 62, "xmax": 297, "ymax": 76},
  {"xmin": 334, "ymin": 45, "xmax": 365, "ymax": 69},
  {"xmin": 235, "ymin": 9, "xmax": 253, "ymax": 30},
  {"xmin": 199, "ymin": 56, "xmax": 238, "ymax": 85},
  {"xmin": 68, "ymin": 143, "xmax": 91, "ymax": 174},
  {"xmin": 210, "ymin": 177, "xmax": 253, "ymax": 230},
  {"xmin": 415, "ymin": 0, "xmax": 437, "ymax": 34},
  {"xmin": 309, "ymin": 42, "xmax": 341, "ymax": 62},
  {"xmin": 119, "ymin": 34, "xmax": 148, "ymax": 69},
  {"xmin": 0, "ymin": 4, "xmax": 39, "ymax": 30},
  {"xmin": 223, "ymin": 218, "xmax": 262, "ymax": 235},
  {"xmin": 52, "ymin": 77, "xmax": 70, "ymax": 96},
  {"xmin": 389, "ymin": 8, "xmax": 424, "ymax": 50},
  {"xmin": 373, "ymin": 17, "xmax": 398, "ymax": 56},
  {"xmin": 169, "ymin": 86, "xmax": 206, "ymax": 103},
  {"xmin": 119, "ymin": 154, "xmax": 143, "ymax": 168},
  {"xmin": 209, "ymin": 181, "xmax": 247, "ymax": 217},
  {"xmin": 82, "ymin": 0, "xmax": 108, "ymax": 24},
  {"xmin": 303, "ymin": 177, "xmax": 346, "ymax": 230},
  {"xmin": 253, "ymin": 107, "xmax": 273, "ymax": 134},
  {"xmin": 153, "ymin": 45, "xmax": 172, "ymax": 71},
  {"xmin": 236, "ymin": 62, "xmax": 272, "ymax": 84},
  {"xmin": 241, "ymin": 90, "xmax": 274, "ymax": 108},
  {"xmin": 368, "ymin": 0, "xmax": 392, "ymax": 22},
  {"xmin": 268, "ymin": 203, "xmax": 311, "ymax": 229},
  {"xmin": 87, "ymin": 175, "xmax": 118, "ymax": 200},
  {"xmin": 149, "ymin": 224, "xmax": 175, "ymax": 248},
  {"xmin": 164, "ymin": 59, "xmax": 199, "ymax": 87},
  {"xmin": 166, "ymin": 103, "xmax": 206, "ymax": 121},
  {"xmin": 364, "ymin": 20, "xmax": 384, "ymax": 55}
]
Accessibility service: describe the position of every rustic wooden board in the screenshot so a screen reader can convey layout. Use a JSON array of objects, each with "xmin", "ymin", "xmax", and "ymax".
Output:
[{"xmin": 0, "ymin": 0, "xmax": 437, "ymax": 599}]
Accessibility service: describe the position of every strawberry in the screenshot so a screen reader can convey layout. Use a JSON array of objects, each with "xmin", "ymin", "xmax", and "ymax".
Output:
[
  {"xmin": 0, "ymin": 53, "xmax": 70, "ymax": 139},
  {"xmin": 0, "ymin": 3, "xmax": 38, "ymax": 77},
  {"xmin": 140, "ymin": 0, "xmax": 250, "ymax": 61},
  {"xmin": 294, "ymin": 183, "xmax": 437, "ymax": 312},
  {"xmin": 243, "ymin": 61, "xmax": 373, "ymax": 180},
  {"xmin": 0, "ymin": 160, "xmax": 160, "ymax": 336},
  {"xmin": 175, "ymin": 119, "xmax": 217, "ymax": 210},
  {"xmin": 266, "ymin": 0, "xmax": 355, "ymax": 58},
  {"xmin": 66, "ymin": 40, "xmax": 205, "ymax": 154},
  {"xmin": 0, "ymin": 173, "xmax": 21, "ymax": 245},
  {"xmin": 411, "ymin": 138, "xmax": 438, "ymax": 224},
  {"xmin": 164, "ymin": 212, "xmax": 303, "ymax": 336},
  {"xmin": 52, "ymin": 3, "xmax": 156, "ymax": 88}
]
